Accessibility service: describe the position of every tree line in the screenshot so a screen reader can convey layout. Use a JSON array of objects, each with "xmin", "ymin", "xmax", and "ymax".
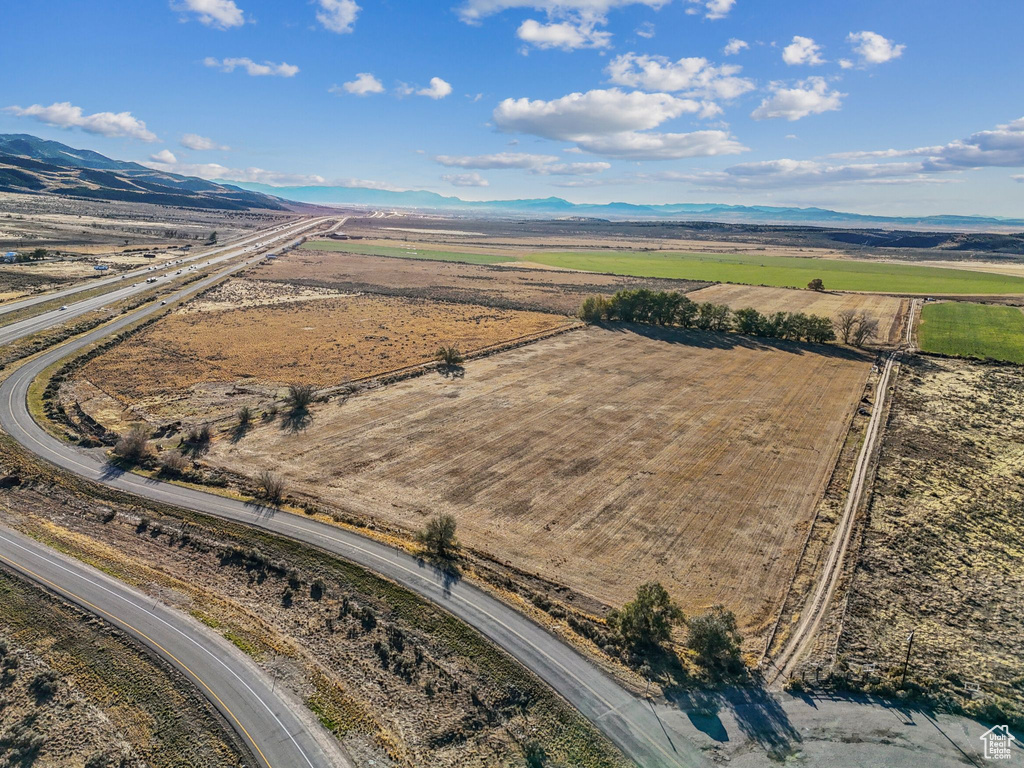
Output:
[{"xmin": 580, "ymin": 289, "xmax": 840, "ymax": 345}]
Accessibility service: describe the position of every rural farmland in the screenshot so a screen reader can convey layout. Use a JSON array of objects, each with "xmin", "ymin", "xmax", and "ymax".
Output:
[
  {"xmin": 917, "ymin": 300, "xmax": 1024, "ymax": 363},
  {"xmin": 202, "ymin": 325, "xmax": 874, "ymax": 640}
]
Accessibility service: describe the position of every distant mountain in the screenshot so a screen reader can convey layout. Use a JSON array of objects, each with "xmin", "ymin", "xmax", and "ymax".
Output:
[
  {"xmin": 0, "ymin": 134, "xmax": 292, "ymax": 211},
  {"xmin": 228, "ymin": 180, "xmax": 1024, "ymax": 232}
]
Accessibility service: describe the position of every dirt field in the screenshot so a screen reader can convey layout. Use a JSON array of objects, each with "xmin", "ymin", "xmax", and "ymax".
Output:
[
  {"xmin": 688, "ymin": 284, "xmax": 908, "ymax": 344},
  {"xmin": 253, "ymin": 248, "xmax": 710, "ymax": 315},
  {"xmin": 72, "ymin": 279, "xmax": 571, "ymax": 425},
  {"xmin": 204, "ymin": 326, "xmax": 872, "ymax": 639},
  {"xmin": 834, "ymin": 357, "xmax": 1024, "ymax": 722},
  {"xmin": 0, "ymin": 438, "xmax": 627, "ymax": 768}
]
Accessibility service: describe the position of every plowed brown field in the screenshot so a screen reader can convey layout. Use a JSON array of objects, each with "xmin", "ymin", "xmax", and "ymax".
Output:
[
  {"xmin": 687, "ymin": 284, "xmax": 907, "ymax": 344},
  {"xmin": 76, "ymin": 280, "xmax": 570, "ymax": 424},
  {"xmin": 205, "ymin": 326, "xmax": 872, "ymax": 638}
]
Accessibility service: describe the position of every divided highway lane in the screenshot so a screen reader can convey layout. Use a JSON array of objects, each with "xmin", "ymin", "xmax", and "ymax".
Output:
[
  {"xmin": 0, "ymin": 219, "xmax": 706, "ymax": 767},
  {"xmin": 0, "ymin": 525, "xmax": 349, "ymax": 768},
  {"xmin": 0, "ymin": 217, "xmax": 329, "ymax": 346},
  {"xmin": 0, "ymin": 219, "xmax": 309, "ymax": 320}
]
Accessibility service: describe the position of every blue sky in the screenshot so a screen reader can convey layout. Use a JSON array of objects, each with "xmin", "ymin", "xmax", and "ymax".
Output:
[{"xmin": 3, "ymin": 0, "xmax": 1023, "ymax": 216}]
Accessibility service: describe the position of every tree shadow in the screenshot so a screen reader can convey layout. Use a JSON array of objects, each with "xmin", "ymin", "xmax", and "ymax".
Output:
[
  {"xmin": 280, "ymin": 407, "xmax": 312, "ymax": 433},
  {"xmin": 601, "ymin": 322, "xmax": 873, "ymax": 362},
  {"xmin": 437, "ymin": 364, "xmax": 465, "ymax": 379},
  {"xmin": 414, "ymin": 554, "xmax": 463, "ymax": 597},
  {"xmin": 725, "ymin": 684, "xmax": 803, "ymax": 760},
  {"xmin": 229, "ymin": 422, "xmax": 251, "ymax": 443},
  {"xmin": 243, "ymin": 499, "xmax": 279, "ymax": 518}
]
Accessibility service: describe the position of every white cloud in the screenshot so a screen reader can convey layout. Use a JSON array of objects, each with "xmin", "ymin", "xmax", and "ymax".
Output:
[
  {"xmin": 175, "ymin": 0, "xmax": 245, "ymax": 29},
  {"xmin": 606, "ymin": 53, "xmax": 754, "ymax": 100},
  {"xmin": 456, "ymin": 1, "xmax": 670, "ymax": 25},
  {"xmin": 150, "ymin": 149, "xmax": 178, "ymax": 164},
  {"xmin": 751, "ymin": 77, "xmax": 843, "ymax": 121},
  {"xmin": 493, "ymin": 87, "xmax": 745, "ymax": 159},
  {"xmin": 144, "ymin": 158, "xmax": 327, "ymax": 186},
  {"xmin": 685, "ymin": 116, "xmax": 1024, "ymax": 190},
  {"xmin": 723, "ymin": 38, "xmax": 748, "ymax": 55},
  {"xmin": 687, "ymin": 0, "xmax": 734, "ymax": 20},
  {"xmin": 847, "ymin": 31, "xmax": 905, "ymax": 65},
  {"xmin": 782, "ymin": 36, "xmax": 824, "ymax": 66},
  {"xmin": 635, "ymin": 21, "xmax": 655, "ymax": 38},
  {"xmin": 435, "ymin": 152, "xmax": 609, "ymax": 175},
  {"xmin": 417, "ymin": 77, "xmax": 453, "ymax": 99},
  {"xmin": 4, "ymin": 101, "xmax": 158, "ymax": 142},
  {"xmin": 839, "ymin": 59, "xmax": 854, "ymax": 69},
  {"xmin": 517, "ymin": 18, "xmax": 611, "ymax": 49},
  {"xmin": 333, "ymin": 73, "xmax": 384, "ymax": 96},
  {"xmin": 532, "ymin": 161, "xmax": 611, "ymax": 175},
  {"xmin": 443, "ymin": 172, "xmax": 490, "ymax": 187},
  {"xmin": 316, "ymin": 0, "xmax": 360, "ymax": 34},
  {"xmin": 435, "ymin": 152, "xmax": 560, "ymax": 169},
  {"xmin": 1014, "ymin": 175, "xmax": 1024, "ymax": 183},
  {"xmin": 180, "ymin": 133, "xmax": 229, "ymax": 151},
  {"xmin": 203, "ymin": 57, "xmax": 299, "ymax": 77}
]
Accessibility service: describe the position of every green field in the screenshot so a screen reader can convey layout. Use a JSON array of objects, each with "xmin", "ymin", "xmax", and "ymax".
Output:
[
  {"xmin": 524, "ymin": 250, "xmax": 1024, "ymax": 295},
  {"xmin": 918, "ymin": 301, "xmax": 1024, "ymax": 363},
  {"xmin": 302, "ymin": 240, "xmax": 511, "ymax": 265}
]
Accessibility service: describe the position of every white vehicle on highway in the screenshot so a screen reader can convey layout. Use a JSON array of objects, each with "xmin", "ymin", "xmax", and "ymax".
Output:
[{"xmin": 59, "ymin": 305, "xmax": 68, "ymax": 311}]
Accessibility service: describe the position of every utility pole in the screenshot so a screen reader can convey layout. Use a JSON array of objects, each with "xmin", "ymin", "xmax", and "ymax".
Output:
[{"xmin": 901, "ymin": 629, "xmax": 915, "ymax": 688}]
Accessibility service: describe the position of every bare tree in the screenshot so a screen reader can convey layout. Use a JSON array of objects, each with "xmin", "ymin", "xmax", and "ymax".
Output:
[
  {"xmin": 113, "ymin": 425, "xmax": 150, "ymax": 463},
  {"xmin": 256, "ymin": 470, "xmax": 285, "ymax": 503},
  {"xmin": 158, "ymin": 450, "xmax": 190, "ymax": 476},
  {"xmin": 834, "ymin": 309, "xmax": 859, "ymax": 344},
  {"xmin": 851, "ymin": 316, "xmax": 879, "ymax": 348}
]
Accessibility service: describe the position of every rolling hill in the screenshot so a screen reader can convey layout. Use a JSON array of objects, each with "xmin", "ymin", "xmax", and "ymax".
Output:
[{"xmin": 0, "ymin": 134, "xmax": 291, "ymax": 211}]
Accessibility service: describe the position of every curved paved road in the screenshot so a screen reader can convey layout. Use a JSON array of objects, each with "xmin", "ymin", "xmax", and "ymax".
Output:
[
  {"xmin": 0, "ymin": 219, "xmax": 707, "ymax": 768},
  {"xmin": 0, "ymin": 524, "xmax": 349, "ymax": 768}
]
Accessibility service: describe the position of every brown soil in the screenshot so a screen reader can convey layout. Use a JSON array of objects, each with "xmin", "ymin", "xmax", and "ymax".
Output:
[{"xmin": 202, "ymin": 325, "xmax": 873, "ymax": 641}]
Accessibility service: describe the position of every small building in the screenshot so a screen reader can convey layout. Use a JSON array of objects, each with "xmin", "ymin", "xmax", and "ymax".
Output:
[
  {"xmin": 2, "ymin": 251, "xmax": 19, "ymax": 263},
  {"xmin": 94, "ymin": 264, "xmax": 110, "ymax": 272}
]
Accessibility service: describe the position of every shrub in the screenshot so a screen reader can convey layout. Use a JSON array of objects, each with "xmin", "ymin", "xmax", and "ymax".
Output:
[
  {"xmin": 237, "ymin": 405, "xmax": 253, "ymax": 427},
  {"xmin": 416, "ymin": 513, "xmax": 459, "ymax": 560},
  {"xmin": 608, "ymin": 582, "xmax": 684, "ymax": 652},
  {"xmin": 578, "ymin": 295, "xmax": 611, "ymax": 323},
  {"xmin": 282, "ymin": 384, "xmax": 316, "ymax": 413},
  {"xmin": 686, "ymin": 605, "xmax": 744, "ymax": 673},
  {"xmin": 29, "ymin": 669, "xmax": 59, "ymax": 702},
  {"xmin": 256, "ymin": 470, "xmax": 285, "ymax": 503},
  {"xmin": 435, "ymin": 346, "xmax": 464, "ymax": 367},
  {"xmin": 113, "ymin": 425, "xmax": 149, "ymax": 463},
  {"xmin": 186, "ymin": 423, "xmax": 211, "ymax": 446},
  {"xmin": 158, "ymin": 450, "xmax": 190, "ymax": 476}
]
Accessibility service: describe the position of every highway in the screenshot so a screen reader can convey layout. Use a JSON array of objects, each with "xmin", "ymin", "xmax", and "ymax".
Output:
[
  {"xmin": 0, "ymin": 220, "xmax": 308, "ymax": 321},
  {"xmin": 0, "ymin": 217, "xmax": 708, "ymax": 767},
  {"xmin": 0, "ymin": 524, "xmax": 349, "ymax": 768},
  {"xmin": 0, "ymin": 217, "xmax": 328, "ymax": 346}
]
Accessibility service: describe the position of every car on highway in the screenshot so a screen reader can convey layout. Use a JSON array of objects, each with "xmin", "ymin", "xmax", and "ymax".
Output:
[{"xmin": 59, "ymin": 305, "xmax": 67, "ymax": 311}]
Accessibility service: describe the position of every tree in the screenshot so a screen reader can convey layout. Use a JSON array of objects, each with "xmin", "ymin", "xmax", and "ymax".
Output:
[
  {"xmin": 416, "ymin": 513, "xmax": 459, "ymax": 560},
  {"xmin": 113, "ymin": 425, "xmax": 149, "ymax": 463},
  {"xmin": 283, "ymin": 383, "xmax": 316, "ymax": 413},
  {"xmin": 834, "ymin": 309, "xmax": 859, "ymax": 344},
  {"xmin": 30, "ymin": 247, "xmax": 48, "ymax": 261},
  {"xmin": 608, "ymin": 582, "xmax": 684, "ymax": 651},
  {"xmin": 674, "ymin": 296, "xmax": 699, "ymax": 328},
  {"xmin": 578, "ymin": 295, "xmax": 610, "ymax": 323},
  {"xmin": 207, "ymin": 231, "xmax": 218, "ymax": 244},
  {"xmin": 850, "ymin": 315, "xmax": 879, "ymax": 348},
  {"xmin": 256, "ymin": 470, "xmax": 285, "ymax": 503},
  {"xmin": 158, "ymin": 450, "xmax": 189, "ymax": 476},
  {"xmin": 686, "ymin": 605, "xmax": 744, "ymax": 673},
  {"xmin": 808, "ymin": 278, "xmax": 825, "ymax": 292},
  {"xmin": 237, "ymin": 405, "xmax": 253, "ymax": 427},
  {"xmin": 733, "ymin": 307, "xmax": 765, "ymax": 336},
  {"xmin": 435, "ymin": 345, "xmax": 464, "ymax": 367}
]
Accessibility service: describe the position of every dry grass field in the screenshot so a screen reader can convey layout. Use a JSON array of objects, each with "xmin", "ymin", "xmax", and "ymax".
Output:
[
  {"xmin": 73, "ymin": 278, "xmax": 570, "ymax": 425},
  {"xmin": 205, "ymin": 326, "xmax": 872, "ymax": 639},
  {"xmin": 836, "ymin": 357, "xmax": 1024, "ymax": 722},
  {"xmin": 253, "ymin": 248, "xmax": 709, "ymax": 315},
  {"xmin": 688, "ymin": 284, "xmax": 908, "ymax": 344}
]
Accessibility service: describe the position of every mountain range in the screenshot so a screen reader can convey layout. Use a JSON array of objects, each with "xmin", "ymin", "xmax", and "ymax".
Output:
[
  {"xmin": 0, "ymin": 134, "xmax": 291, "ymax": 211},
  {"xmin": 226, "ymin": 181, "xmax": 1024, "ymax": 231}
]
